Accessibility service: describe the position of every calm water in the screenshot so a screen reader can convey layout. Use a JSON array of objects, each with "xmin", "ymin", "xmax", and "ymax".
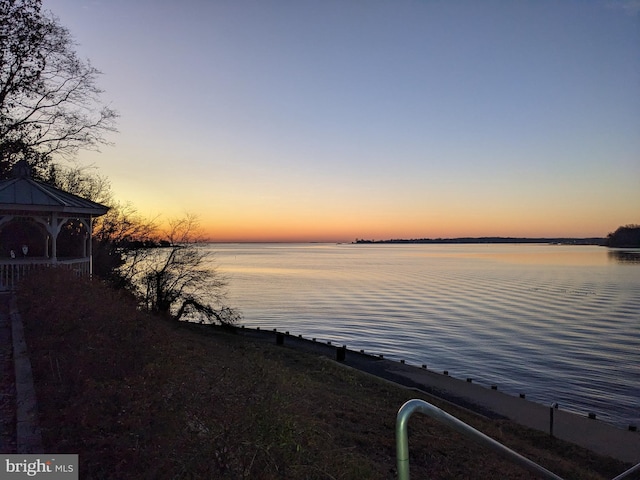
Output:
[{"xmin": 207, "ymin": 243, "xmax": 640, "ymax": 429}]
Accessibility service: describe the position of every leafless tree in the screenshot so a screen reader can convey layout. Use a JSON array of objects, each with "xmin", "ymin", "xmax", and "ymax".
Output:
[
  {"xmin": 44, "ymin": 162, "xmax": 156, "ymax": 285},
  {"xmin": 0, "ymin": 0, "xmax": 117, "ymax": 178},
  {"xmin": 132, "ymin": 215, "xmax": 240, "ymax": 325},
  {"xmin": 44, "ymin": 161, "xmax": 113, "ymax": 205},
  {"xmin": 92, "ymin": 201, "xmax": 158, "ymax": 287}
]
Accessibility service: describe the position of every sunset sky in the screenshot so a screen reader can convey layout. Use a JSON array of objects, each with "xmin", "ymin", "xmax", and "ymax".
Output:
[{"xmin": 44, "ymin": 0, "xmax": 639, "ymax": 242}]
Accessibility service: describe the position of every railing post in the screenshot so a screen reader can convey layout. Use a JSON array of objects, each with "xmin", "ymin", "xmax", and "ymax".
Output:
[
  {"xmin": 396, "ymin": 400, "xmax": 416, "ymax": 480},
  {"xmin": 550, "ymin": 403, "xmax": 558, "ymax": 437}
]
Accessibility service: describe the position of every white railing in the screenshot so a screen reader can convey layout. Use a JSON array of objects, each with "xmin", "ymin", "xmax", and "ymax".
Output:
[{"xmin": 0, "ymin": 258, "xmax": 90, "ymax": 290}]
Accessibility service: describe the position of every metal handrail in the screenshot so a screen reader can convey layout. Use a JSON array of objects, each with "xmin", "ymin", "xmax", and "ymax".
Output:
[
  {"xmin": 396, "ymin": 399, "xmax": 640, "ymax": 480},
  {"xmin": 396, "ymin": 399, "xmax": 565, "ymax": 480},
  {"xmin": 612, "ymin": 462, "xmax": 640, "ymax": 480}
]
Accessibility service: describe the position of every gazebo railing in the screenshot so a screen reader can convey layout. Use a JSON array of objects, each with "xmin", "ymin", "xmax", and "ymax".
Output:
[{"xmin": 0, "ymin": 258, "xmax": 90, "ymax": 290}]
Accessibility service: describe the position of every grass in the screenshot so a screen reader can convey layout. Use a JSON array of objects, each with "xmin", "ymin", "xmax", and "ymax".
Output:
[{"xmin": 17, "ymin": 269, "xmax": 631, "ymax": 479}]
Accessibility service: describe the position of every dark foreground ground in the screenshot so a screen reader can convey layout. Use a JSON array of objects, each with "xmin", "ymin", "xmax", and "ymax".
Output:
[{"xmin": 2, "ymin": 270, "xmax": 635, "ymax": 479}]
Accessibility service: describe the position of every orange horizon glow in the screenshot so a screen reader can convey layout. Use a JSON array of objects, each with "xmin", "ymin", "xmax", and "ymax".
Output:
[
  {"xmin": 198, "ymin": 222, "xmax": 620, "ymax": 244},
  {"xmin": 128, "ymin": 191, "xmax": 633, "ymax": 244},
  {"xmin": 191, "ymin": 207, "xmax": 628, "ymax": 243},
  {"xmin": 128, "ymin": 172, "xmax": 636, "ymax": 244}
]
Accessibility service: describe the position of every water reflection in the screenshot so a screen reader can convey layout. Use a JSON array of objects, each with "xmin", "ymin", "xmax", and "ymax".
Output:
[{"xmin": 608, "ymin": 249, "xmax": 640, "ymax": 264}]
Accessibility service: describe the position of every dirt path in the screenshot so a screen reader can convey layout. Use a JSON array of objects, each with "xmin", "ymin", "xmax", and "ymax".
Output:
[{"xmin": 0, "ymin": 293, "xmax": 16, "ymax": 453}]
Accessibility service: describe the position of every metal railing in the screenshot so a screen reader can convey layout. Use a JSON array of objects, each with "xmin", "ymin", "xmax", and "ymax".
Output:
[
  {"xmin": 396, "ymin": 399, "xmax": 640, "ymax": 480},
  {"xmin": 612, "ymin": 463, "xmax": 640, "ymax": 480}
]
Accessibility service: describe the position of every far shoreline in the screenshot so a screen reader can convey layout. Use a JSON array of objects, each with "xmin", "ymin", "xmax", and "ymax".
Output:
[{"xmin": 353, "ymin": 237, "xmax": 607, "ymax": 245}]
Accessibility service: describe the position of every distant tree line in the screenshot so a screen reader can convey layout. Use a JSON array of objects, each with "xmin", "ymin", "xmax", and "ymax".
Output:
[
  {"xmin": 354, "ymin": 237, "xmax": 606, "ymax": 245},
  {"xmin": 606, "ymin": 225, "xmax": 640, "ymax": 248}
]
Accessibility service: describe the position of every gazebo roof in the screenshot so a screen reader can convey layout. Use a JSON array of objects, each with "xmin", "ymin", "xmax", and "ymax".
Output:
[{"xmin": 0, "ymin": 161, "xmax": 109, "ymax": 216}]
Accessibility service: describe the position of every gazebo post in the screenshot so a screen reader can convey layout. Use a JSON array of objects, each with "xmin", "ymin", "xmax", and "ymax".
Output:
[
  {"xmin": 88, "ymin": 216, "xmax": 94, "ymax": 275},
  {"xmin": 50, "ymin": 213, "xmax": 58, "ymax": 263}
]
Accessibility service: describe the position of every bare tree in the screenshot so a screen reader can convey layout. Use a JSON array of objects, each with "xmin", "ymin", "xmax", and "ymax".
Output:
[
  {"xmin": 0, "ymin": 0, "xmax": 117, "ymax": 178},
  {"xmin": 44, "ymin": 161, "xmax": 113, "ymax": 205},
  {"xmin": 43, "ymin": 162, "xmax": 157, "ymax": 285},
  {"xmin": 92, "ymin": 201, "xmax": 157, "ymax": 287},
  {"xmin": 132, "ymin": 215, "xmax": 240, "ymax": 325}
]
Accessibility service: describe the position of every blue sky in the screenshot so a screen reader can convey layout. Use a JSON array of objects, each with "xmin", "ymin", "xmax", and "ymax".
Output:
[{"xmin": 44, "ymin": 0, "xmax": 640, "ymax": 241}]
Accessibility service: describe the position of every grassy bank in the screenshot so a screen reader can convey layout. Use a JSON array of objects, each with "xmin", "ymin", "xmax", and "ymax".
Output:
[{"xmin": 17, "ymin": 270, "xmax": 629, "ymax": 479}]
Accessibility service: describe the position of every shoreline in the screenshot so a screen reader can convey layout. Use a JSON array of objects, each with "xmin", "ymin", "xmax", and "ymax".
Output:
[
  {"xmin": 225, "ymin": 325, "xmax": 640, "ymax": 464},
  {"xmin": 232, "ymin": 320, "xmax": 637, "ymax": 431}
]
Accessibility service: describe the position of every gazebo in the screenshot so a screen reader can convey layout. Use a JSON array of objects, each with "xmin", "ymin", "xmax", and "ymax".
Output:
[{"xmin": 0, "ymin": 161, "xmax": 109, "ymax": 290}]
